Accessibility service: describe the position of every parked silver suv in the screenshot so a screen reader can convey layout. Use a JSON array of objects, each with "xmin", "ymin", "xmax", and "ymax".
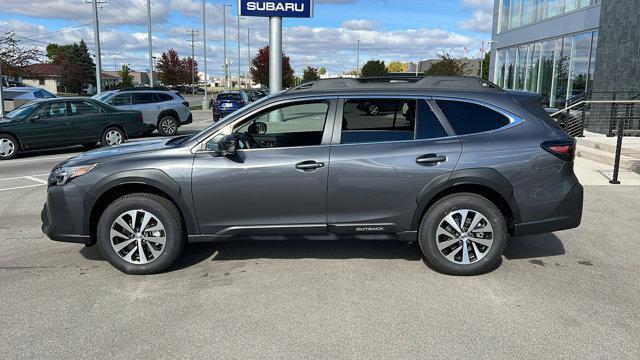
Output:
[{"xmin": 93, "ymin": 88, "xmax": 192, "ymax": 136}]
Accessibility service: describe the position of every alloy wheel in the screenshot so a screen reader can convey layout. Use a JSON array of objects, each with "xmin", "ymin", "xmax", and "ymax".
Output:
[
  {"xmin": 105, "ymin": 130, "xmax": 123, "ymax": 145},
  {"xmin": 435, "ymin": 209, "xmax": 494, "ymax": 265},
  {"xmin": 0, "ymin": 138, "xmax": 15, "ymax": 158},
  {"xmin": 110, "ymin": 209, "xmax": 167, "ymax": 265},
  {"xmin": 368, "ymin": 104, "xmax": 379, "ymax": 115},
  {"xmin": 160, "ymin": 118, "xmax": 177, "ymax": 135}
]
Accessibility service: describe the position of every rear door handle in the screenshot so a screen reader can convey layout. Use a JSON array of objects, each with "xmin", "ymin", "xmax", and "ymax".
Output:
[
  {"xmin": 416, "ymin": 154, "xmax": 447, "ymax": 165},
  {"xmin": 295, "ymin": 160, "xmax": 325, "ymax": 171}
]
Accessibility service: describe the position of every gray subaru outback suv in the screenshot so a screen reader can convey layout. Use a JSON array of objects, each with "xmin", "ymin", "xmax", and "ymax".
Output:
[{"xmin": 42, "ymin": 77, "xmax": 582, "ymax": 275}]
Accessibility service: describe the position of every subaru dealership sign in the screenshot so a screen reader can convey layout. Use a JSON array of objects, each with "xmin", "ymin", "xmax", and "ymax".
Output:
[{"xmin": 238, "ymin": 0, "xmax": 314, "ymax": 18}]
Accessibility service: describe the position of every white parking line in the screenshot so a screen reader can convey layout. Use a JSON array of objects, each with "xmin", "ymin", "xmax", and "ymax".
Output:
[
  {"xmin": 0, "ymin": 154, "xmax": 77, "ymax": 164},
  {"xmin": 0, "ymin": 174, "xmax": 49, "ymax": 192}
]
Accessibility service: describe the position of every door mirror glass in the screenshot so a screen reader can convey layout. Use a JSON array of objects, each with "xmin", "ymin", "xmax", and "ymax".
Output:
[{"xmin": 218, "ymin": 134, "xmax": 238, "ymax": 155}]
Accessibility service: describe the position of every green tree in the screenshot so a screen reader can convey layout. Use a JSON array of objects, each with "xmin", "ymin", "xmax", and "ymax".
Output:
[
  {"xmin": 386, "ymin": 61, "xmax": 405, "ymax": 73},
  {"xmin": 360, "ymin": 60, "xmax": 388, "ymax": 77},
  {"xmin": 48, "ymin": 40, "xmax": 95, "ymax": 93},
  {"xmin": 478, "ymin": 52, "xmax": 490, "ymax": 80},
  {"xmin": 118, "ymin": 64, "xmax": 134, "ymax": 88},
  {"xmin": 250, "ymin": 45, "xmax": 295, "ymax": 88},
  {"xmin": 302, "ymin": 66, "xmax": 319, "ymax": 82},
  {"xmin": 424, "ymin": 53, "xmax": 469, "ymax": 76},
  {"xmin": 318, "ymin": 67, "xmax": 327, "ymax": 75}
]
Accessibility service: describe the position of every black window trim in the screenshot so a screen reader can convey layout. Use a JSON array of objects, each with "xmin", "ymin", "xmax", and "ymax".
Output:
[
  {"xmin": 332, "ymin": 95, "xmax": 457, "ymax": 146},
  {"xmin": 431, "ymin": 96, "xmax": 524, "ymax": 137}
]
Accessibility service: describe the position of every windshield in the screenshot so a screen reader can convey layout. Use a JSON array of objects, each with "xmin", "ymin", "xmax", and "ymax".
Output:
[
  {"xmin": 5, "ymin": 102, "xmax": 39, "ymax": 119},
  {"xmin": 92, "ymin": 92, "xmax": 114, "ymax": 102}
]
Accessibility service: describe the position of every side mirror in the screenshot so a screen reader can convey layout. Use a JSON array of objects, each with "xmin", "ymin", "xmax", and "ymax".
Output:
[
  {"xmin": 28, "ymin": 115, "xmax": 40, "ymax": 122},
  {"xmin": 217, "ymin": 134, "xmax": 238, "ymax": 156}
]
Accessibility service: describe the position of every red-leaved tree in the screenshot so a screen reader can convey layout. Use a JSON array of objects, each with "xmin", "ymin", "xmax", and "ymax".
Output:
[{"xmin": 250, "ymin": 45, "xmax": 295, "ymax": 88}]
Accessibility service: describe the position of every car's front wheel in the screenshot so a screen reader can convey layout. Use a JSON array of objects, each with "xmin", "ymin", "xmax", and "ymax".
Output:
[
  {"xmin": 97, "ymin": 193, "xmax": 185, "ymax": 274},
  {"xmin": 101, "ymin": 127, "xmax": 125, "ymax": 147},
  {"xmin": 366, "ymin": 103, "xmax": 380, "ymax": 116},
  {"xmin": 418, "ymin": 193, "xmax": 507, "ymax": 276},
  {"xmin": 158, "ymin": 115, "xmax": 179, "ymax": 136},
  {"xmin": 0, "ymin": 134, "xmax": 19, "ymax": 160}
]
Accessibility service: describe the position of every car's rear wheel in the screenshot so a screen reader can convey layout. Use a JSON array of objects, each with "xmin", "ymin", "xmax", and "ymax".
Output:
[
  {"xmin": 101, "ymin": 127, "xmax": 125, "ymax": 147},
  {"xmin": 213, "ymin": 114, "xmax": 220, "ymax": 122},
  {"xmin": 97, "ymin": 193, "xmax": 185, "ymax": 275},
  {"xmin": 0, "ymin": 134, "xmax": 19, "ymax": 160},
  {"xmin": 418, "ymin": 193, "xmax": 507, "ymax": 276},
  {"xmin": 158, "ymin": 115, "xmax": 178, "ymax": 136}
]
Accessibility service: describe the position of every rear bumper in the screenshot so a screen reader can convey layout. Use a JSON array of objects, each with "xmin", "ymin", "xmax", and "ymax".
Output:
[
  {"xmin": 513, "ymin": 182, "xmax": 583, "ymax": 236},
  {"xmin": 181, "ymin": 113, "xmax": 193, "ymax": 125},
  {"xmin": 41, "ymin": 183, "xmax": 92, "ymax": 245}
]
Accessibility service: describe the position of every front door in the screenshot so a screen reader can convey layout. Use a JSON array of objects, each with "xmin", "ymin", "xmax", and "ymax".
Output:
[
  {"xmin": 327, "ymin": 97, "xmax": 462, "ymax": 235},
  {"xmin": 191, "ymin": 99, "xmax": 336, "ymax": 235},
  {"xmin": 20, "ymin": 101, "xmax": 71, "ymax": 149}
]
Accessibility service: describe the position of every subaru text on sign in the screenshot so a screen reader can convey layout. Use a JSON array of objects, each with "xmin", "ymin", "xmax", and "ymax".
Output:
[{"xmin": 238, "ymin": 0, "xmax": 314, "ymax": 18}]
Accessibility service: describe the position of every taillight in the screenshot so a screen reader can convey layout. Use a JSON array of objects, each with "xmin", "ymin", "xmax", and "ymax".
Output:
[
  {"xmin": 541, "ymin": 139, "xmax": 576, "ymax": 162},
  {"xmin": 138, "ymin": 114, "xmax": 144, "ymax": 121},
  {"xmin": 238, "ymin": 100, "xmax": 245, "ymax": 106}
]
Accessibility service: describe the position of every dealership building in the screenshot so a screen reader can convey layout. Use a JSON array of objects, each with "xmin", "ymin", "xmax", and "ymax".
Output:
[{"xmin": 489, "ymin": 0, "xmax": 640, "ymax": 111}]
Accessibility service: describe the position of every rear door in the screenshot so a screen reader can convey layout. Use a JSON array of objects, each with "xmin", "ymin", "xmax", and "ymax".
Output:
[
  {"xmin": 131, "ymin": 92, "xmax": 158, "ymax": 125},
  {"xmin": 326, "ymin": 96, "xmax": 462, "ymax": 235},
  {"xmin": 67, "ymin": 100, "xmax": 104, "ymax": 143}
]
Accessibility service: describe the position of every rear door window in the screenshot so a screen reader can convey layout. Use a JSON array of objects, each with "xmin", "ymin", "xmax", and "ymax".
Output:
[
  {"xmin": 435, "ymin": 100, "xmax": 510, "ymax": 135},
  {"xmin": 340, "ymin": 98, "xmax": 416, "ymax": 144},
  {"xmin": 69, "ymin": 101, "xmax": 101, "ymax": 115},
  {"xmin": 109, "ymin": 94, "xmax": 131, "ymax": 106},
  {"xmin": 132, "ymin": 93, "xmax": 155, "ymax": 105}
]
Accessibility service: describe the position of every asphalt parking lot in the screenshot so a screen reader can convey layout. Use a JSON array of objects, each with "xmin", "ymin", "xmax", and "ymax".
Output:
[{"xmin": 1, "ymin": 111, "xmax": 639, "ymax": 359}]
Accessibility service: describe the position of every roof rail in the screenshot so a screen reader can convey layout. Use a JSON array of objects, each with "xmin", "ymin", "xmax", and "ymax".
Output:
[
  {"xmin": 288, "ymin": 76, "xmax": 502, "ymax": 92},
  {"xmin": 118, "ymin": 86, "xmax": 172, "ymax": 92}
]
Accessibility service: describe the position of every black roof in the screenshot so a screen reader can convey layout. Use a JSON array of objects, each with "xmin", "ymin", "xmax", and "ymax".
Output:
[
  {"xmin": 288, "ymin": 76, "xmax": 502, "ymax": 93},
  {"xmin": 117, "ymin": 86, "xmax": 173, "ymax": 92}
]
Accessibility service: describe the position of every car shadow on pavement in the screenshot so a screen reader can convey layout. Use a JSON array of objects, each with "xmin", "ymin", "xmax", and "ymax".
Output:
[{"xmin": 504, "ymin": 233, "xmax": 565, "ymax": 259}]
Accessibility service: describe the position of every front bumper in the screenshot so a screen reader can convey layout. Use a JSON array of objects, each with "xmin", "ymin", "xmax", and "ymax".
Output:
[
  {"xmin": 41, "ymin": 182, "xmax": 92, "ymax": 245},
  {"xmin": 513, "ymin": 182, "xmax": 583, "ymax": 236}
]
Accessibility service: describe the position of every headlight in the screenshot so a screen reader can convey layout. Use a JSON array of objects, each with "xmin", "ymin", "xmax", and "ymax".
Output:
[{"xmin": 52, "ymin": 163, "xmax": 98, "ymax": 186}]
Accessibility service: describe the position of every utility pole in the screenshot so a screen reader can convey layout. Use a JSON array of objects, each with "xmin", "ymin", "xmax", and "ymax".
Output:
[
  {"xmin": 222, "ymin": 4, "xmax": 232, "ymax": 89},
  {"xmin": 90, "ymin": 0, "xmax": 104, "ymax": 94},
  {"xmin": 237, "ymin": 17, "xmax": 244, "ymax": 89},
  {"xmin": 0, "ymin": 61, "xmax": 5, "ymax": 117},
  {"xmin": 356, "ymin": 39, "xmax": 360, "ymax": 77},
  {"xmin": 247, "ymin": 28, "xmax": 251, "ymax": 89},
  {"xmin": 146, "ymin": 0, "xmax": 154, "ymax": 87},
  {"xmin": 186, "ymin": 29, "xmax": 199, "ymax": 94},
  {"xmin": 202, "ymin": 0, "xmax": 208, "ymax": 108}
]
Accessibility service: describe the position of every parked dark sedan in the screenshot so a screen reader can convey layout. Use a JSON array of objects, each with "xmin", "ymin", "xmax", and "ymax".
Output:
[{"xmin": 0, "ymin": 98, "xmax": 146, "ymax": 160}]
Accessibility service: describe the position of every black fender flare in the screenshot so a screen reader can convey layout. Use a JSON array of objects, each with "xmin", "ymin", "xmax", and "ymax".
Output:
[
  {"xmin": 410, "ymin": 168, "xmax": 521, "ymax": 230},
  {"xmin": 83, "ymin": 169, "xmax": 198, "ymax": 235},
  {"xmin": 157, "ymin": 109, "xmax": 180, "ymax": 125}
]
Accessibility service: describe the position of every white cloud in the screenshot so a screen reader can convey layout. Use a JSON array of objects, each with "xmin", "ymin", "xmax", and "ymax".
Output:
[
  {"xmin": 459, "ymin": 10, "xmax": 493, "ymax": 32},
  {"xmin": 461, "ymin": 0, "xmax": 494, "ymax": 11},
  {"xmin": 341, "ymin": 19, "xmax": 375, "ymax": 31}
]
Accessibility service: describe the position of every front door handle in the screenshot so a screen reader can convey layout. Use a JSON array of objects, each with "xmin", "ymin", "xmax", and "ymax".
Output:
[
  {"xmin": 416, "ymin": 154, "xmax": 447, "ymax": 165},
  {"xmin": 295, "ymin": 160, "xmax": 325, "ymax": 171}
]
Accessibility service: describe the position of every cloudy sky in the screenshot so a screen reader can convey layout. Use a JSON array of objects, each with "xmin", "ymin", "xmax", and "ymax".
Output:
[{"xmin": 0, "ymin": 0, "xmax": 494, "ymax": 77}]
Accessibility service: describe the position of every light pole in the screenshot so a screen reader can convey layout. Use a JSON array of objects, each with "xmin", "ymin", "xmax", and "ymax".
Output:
[
  {"xmin": 202, "ymin": 0, "xmax": 208, "ymax": 108},
  {"xmin": 268, "ymin": 16, "xmax": 282, "ymax": 94},
  {"xmin": 222, "ymin": 4, "xmax": 232, "ymax": 89},
  {"xmin": 91, "ymin": 0, "xmax": 102, "ymax": 94},
  {"xmin": 146, "ymin": 0, "xmax": 153, "ymax": 87},
  {"xmin": 247, "ymin": 28, "xmax": 252, "ymax": 89},
  {"xmin": 356, "ymin": 39, "xmax": 360, "ymax": 77},
  {"xmin": 237, "ymin": 16, "xmax": 245, "ymax": 89}
]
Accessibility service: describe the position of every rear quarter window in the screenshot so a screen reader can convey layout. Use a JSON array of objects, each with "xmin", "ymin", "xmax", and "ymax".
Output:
[{"xmin": 435, "ymin": 100, "xmax": 510, "ymax": 135}]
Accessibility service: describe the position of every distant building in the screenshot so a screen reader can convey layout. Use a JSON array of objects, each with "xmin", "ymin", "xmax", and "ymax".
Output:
[
  {"xmin": 102, "ymin": 70, "xmax": 158, "ymax": 87},
  {"xmin": 21, "ymin": 64, "xmax": 119, "ymax": 94}
]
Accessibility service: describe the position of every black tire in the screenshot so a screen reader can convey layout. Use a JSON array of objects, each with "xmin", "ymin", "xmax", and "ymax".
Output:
[
  {"xmin": 96, "ymin": 193, "xmax": 185, "ymax": 275},
  {"xmin": 101, "ymin": 127, "xmax": 125, "ymax": 147},
  {"xmin": 418, "ymin": 193, "xmax": 508, "ymax": 276},
  {"xmin": 0, "ymin": 134, "xmax": 19, "ymax": 160},
  {"xmin": 157, "ymin": 115, "xmax": 179, "ymax": 136}
]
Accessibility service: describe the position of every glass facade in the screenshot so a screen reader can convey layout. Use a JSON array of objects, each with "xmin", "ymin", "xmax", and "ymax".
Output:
[
  {"xmin": 493, "ymin": 31, "xmax": 598, "ymax": 107},
  {"xmin": 498, "ymin": 0, "xmax": 596, "ymax": 33}
]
